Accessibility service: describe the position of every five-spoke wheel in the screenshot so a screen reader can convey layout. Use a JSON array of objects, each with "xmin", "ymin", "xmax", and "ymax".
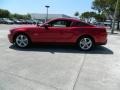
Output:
[
  {"xmin": 15, "ymin": 34, "xmax": 30, "ymax": 48},
  {"xmin": 78, "ymin": 37, "xmax": 94, "ymax": 51}
]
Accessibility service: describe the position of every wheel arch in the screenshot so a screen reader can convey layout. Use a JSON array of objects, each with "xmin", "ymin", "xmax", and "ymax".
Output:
[
  {"xmin": 13, "ymin": 32, "xmax": 31, "ymax": 43},
  {"xmin": 76, "ymin": 34, "xmax": 95, "ymax": 44}
]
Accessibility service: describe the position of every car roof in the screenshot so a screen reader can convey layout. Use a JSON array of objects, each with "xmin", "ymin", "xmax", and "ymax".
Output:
[
  {"xmin": 48, "ymin": 18, "xmax": 81, "ymax": 22},
  {"xmin": 44, "ymin": 18, "xmax": 94, "ymax": 27}
]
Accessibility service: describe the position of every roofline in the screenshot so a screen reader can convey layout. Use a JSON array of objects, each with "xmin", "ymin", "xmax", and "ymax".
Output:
[{"xmin": 49, "ymin": 17, "xmax": 81, "ymax": 21}]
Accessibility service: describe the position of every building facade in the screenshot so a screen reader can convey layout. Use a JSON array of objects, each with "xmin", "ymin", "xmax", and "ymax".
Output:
[{"xmin": 30, "ymin": 13, "xmax": 71, "ymax": 22}]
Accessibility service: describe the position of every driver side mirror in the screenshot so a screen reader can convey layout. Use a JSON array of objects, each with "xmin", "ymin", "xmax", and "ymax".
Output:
[
  {"xmin": 43, "ymin": 24, "xmax": 50, "ymax": 29},
  {"xmin": 37, "ymin": 21, "xmax": 43, "ymax": 27}
]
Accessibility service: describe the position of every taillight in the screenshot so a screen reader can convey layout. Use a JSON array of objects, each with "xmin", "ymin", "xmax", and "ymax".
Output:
[
  {"xmin": 102, "ymin": 28, "xmax": 107, "ymax": 35},
  {"xmin": 98, "ymin": 28, "xmax": 107, "ymax": 35}
]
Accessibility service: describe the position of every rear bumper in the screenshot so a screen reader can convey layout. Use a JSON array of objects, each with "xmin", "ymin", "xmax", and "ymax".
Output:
[
  {"xmin": 95, "ymin": 39, "xmax": 107, "ymax": 45},
  {"xmin": 94, "ymin": 32, "xmax": 107, "ymax": 46}
]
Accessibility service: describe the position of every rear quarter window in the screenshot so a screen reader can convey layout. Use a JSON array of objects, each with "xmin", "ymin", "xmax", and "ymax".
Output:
[{"xmin": 72, "ymin": 22, "xmax": 91, "ymax": 27}]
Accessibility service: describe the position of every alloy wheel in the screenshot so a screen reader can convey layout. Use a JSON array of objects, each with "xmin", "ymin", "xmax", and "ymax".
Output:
[
  {"xmin": 79, "ymin": 37, "xmax": 93, "ymax": 51},
  {"xmin": 15, "ymin": 34, "xmax": 29, "ymax": 48}
]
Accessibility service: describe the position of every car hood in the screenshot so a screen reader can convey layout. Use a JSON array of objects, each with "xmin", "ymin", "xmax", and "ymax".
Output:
[{"xmin": 12, "ymin": 25, "xmax": 38, "ymax": 30}]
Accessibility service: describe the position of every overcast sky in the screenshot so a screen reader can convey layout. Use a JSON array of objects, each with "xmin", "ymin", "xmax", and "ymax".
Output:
[{"xmin": 0, "ymin": 0, "xmax": 94, "ymax": 16}]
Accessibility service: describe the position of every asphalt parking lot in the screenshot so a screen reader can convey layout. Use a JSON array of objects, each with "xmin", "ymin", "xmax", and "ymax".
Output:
[{"xmin": 0, "ymin": 24, "xmax": 120, "ymax": 90}]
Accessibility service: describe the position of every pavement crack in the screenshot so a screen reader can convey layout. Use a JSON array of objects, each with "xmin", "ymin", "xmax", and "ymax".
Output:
[{"xmin": 72, "ymin": 54, "xmax": 87, "ymax": 90}]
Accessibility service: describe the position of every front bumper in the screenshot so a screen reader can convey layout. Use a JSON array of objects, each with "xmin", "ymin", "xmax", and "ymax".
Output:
[{"xmin": 8, "ymin": 34, "xmax": 13, "ymax": 43}]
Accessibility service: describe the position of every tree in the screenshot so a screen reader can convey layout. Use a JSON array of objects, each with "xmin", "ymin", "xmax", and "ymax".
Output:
[
  {"xmin": 92, "ymin": 0, "xmax": 120, "ymax": 30},
  {"xmin": 0, "ymin": 9, "xmax": 10, "ymax": 18},
  {"xmin": 94, "ymin": 14, "xmax": 106, "ymax": 22},
  {"xmin": 0, "ymin": 8, "xmax": 31, "ymax": 19},
  {"xmin": 80, "ymin": 11, "xmax": 97, "ymax": 23},
  {"xmin": 10, "ymin": 13, "xmax": 31, "ymax": 19},
  {"xmin": 74, "ymin": 12, "xmax": 79, "ymax": 17},
  {"xmin": 24, "ymin": 14, "xmax": 31, "ymax": 19},
  {"xmin": 92, "ymin": 0, "xmax": 109, "ymax": 14}
]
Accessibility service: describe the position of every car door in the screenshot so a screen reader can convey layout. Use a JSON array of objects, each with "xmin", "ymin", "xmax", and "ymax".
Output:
[
  {"xmin": 30, "ymin": 25, "xmax": 62, "ymax": 43},
  {"xmin": 46, "ymin": 20, "xmax": 74, "ymax": 42},
  {"xmin": 32, "ymin": 20, "xmax": 74, "ymax": 43},
  {"xmin": 37, "ymin": 26, "xmax": 64, "ymax": 42}
]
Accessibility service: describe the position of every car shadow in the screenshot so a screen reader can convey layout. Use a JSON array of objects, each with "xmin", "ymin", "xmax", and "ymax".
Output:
[{"xmin": 9, "ymin": 44, "xmax": 113, "ymax": 55}]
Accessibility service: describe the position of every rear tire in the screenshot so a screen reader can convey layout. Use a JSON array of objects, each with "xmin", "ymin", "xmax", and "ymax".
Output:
[{"xmin": 77, "ymin": 37, "xmax": 94, "ymax": 51}]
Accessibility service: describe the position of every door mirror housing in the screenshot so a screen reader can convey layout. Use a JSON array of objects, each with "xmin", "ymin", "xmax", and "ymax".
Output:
[
  {"xmin": 37, "ymin": 21, "xmax": 43, "ymax": 27},
  {"xmin": 43, "ymin": 24, "xmax": 50, "ymax": 29}
]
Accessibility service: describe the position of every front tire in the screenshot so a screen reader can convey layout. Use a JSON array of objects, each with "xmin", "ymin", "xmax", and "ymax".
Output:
[
  {"xmin": 14, "ymin": 34, "xmax": 30, "ymax": 48},
  {"xmin": 78, "ymin": 37, "xmax": 94, "ymax": 51}
]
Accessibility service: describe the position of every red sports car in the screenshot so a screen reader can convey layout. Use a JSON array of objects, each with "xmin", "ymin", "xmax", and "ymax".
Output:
[{"xmin": 8, "ymin": 18, "xmax": 107, "ymax": 51}]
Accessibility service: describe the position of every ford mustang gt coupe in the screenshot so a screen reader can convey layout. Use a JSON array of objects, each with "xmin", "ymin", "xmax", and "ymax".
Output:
[{"xmin": 8, "ymin": 18, "xmax": 107, "ymax": 51}]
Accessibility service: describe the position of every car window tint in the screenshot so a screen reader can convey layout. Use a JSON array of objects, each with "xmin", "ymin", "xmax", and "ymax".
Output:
[
  {"xmin": 73, "ymin": 22, "xmax": 90, "ymax": 27},
  {"xmin": 48, "ymin": 20, "xmax": 72, "ymax": 27}
]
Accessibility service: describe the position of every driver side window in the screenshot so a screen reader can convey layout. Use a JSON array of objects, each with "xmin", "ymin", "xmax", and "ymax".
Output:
[{"xmin": 48, "ymin": 20, "xmax": 72, "ymax": 27}]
